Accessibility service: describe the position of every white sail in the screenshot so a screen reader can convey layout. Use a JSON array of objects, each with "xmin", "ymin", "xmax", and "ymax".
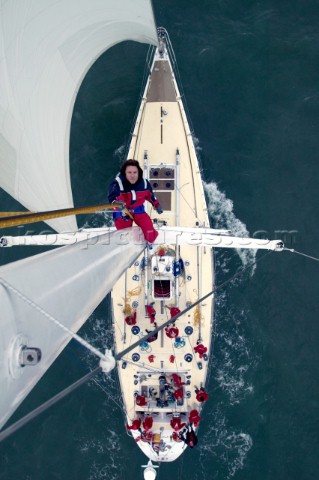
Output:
[
  {"xmin": 0, "ymin": 227, "xmax": 145, "ymax": 429},
  {"xmin": 0, "ymin": 0, "xmax": 158, "ymax": 232}
]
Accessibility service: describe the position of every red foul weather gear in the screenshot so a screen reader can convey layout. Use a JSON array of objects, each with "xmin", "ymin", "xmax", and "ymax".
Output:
[
  {"xmin": 169, "ymin": 306, "xmax": 181, "ymax": 318},
  {"xmin": 143, "ymin": 416, "xmax": 153, "ymax": 431},
  {"xmin": 174, "ymin": 388, "xmax": 184, "ymax": 401},
  {"xmin": 165, "ymin": 326, "xmax": 179, "ymax": 338},
  {"xmin": 172, "ymin": 431, "xmax": 183, "ymax": 442},
  {"xmin": 194, "ymin": 343, "xmax": 208, "ymax": 359},
  {"xmin": 195, "ymin": 388, "xmax": 209, "ymax": 403},
  {"xmin": 125, "ymin": 312, "xmax": 137, "ymax": 325},
  {"xmin": 189, "ymin": 409, "xmax": 201, "ymax": 424},
  {"xmin": 146, "ymin": 305, "xmax": 156, "ymax": 323},
  {"xmin": 136, "ymin": 395, "xmax": 148, "ymax": 406},
  {"xmin": 108, "ymin": 173, "xmax": 160, "ymax": 243},
  {"xmin": 126, "ymin": 418, "xmax": 141, "ymax": 430},
  {"xmin": 172, "ymin": 373, "xmax": 185, "ymax": 387},
  {"xmin": 170, "ymin": 417, "xmax": 186, "ymax": 431}
]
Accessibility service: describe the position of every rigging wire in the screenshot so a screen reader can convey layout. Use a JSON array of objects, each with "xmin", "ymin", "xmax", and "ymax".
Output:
[
  {"xmin": 91, "ymin": 377, "xmax": 123, "ymax": 411},
  {"xmin": 0, "ymin": 277, "xmax": 108, "ymax": 362},
  {"xmin": 176, "ymin": 181, "xmax": 201, "ymax": 223},
  {"xmin": 0, "ymin": 249, "xmax": 273, "ymax": 443},
  {"xmin": 120, "ymin": 356, "xmax": 164, "ymax": 374},
  {"xmin": 0, "ymin": 366, "xmax": 102, "ymax": 443},
  {"xmin": 284, "ymin": 247, "xmax": 319, "ymax": 262}
]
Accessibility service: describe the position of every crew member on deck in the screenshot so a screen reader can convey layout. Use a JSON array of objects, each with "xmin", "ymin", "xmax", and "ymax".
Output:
[
  {"xmin": 146, "ymin": 322, "xmax": 158, "ymax": 343},
  {"xmin": 171, "ymin": 373, "xmax": 185, "ymax": 387},
  {"xmin": 125, "ymin": 311, "xmax": 137, "ymax": 325},
  {"xmin": 165, "ymin": 325, "xmax": 179, "ymax": 338},
  {"xmin": 126, "ymin": 418, "xmax": 141, "ymax": 431},
  {"xmin": 189, "ymin": 409, "xmax": 201, "ymax": 426},
  {"xmin": 194, "ymin": 386, "xmax": 209, "ymax": 403},
  {"xmin": 172, "ymin": 431, "xmax": 183, "ymax": 442},
  {"xmin": 194, "ymin": 343, "xmax": 208, "ymax": 359},
  {"xmin": 108, "ymin": 159, "xmax": 163, "ymax": 243},
  {"xmin": 143, "ymin": 415, "xmax": 153, "ymax": 431},
  {"xmin": 174, "ymin": 387, "xmax": 184, "ymax": 402},
  {"xmin": 170, "ymin": 416, "xmax": 186, "ymax": 431},
  {"xmin": 166, "ymin": 306, "xmax": 181, "ymax": 318},
  {"xmin": 181, "ymin": 425, "xmax": 198, "ymax": 448},
  {"xmin": 135, "ymin": 394, "xmax": 148, "ymax": 406},
  {"xmin": 146, "ymin": 304, "xmax": 156, "ymax": 323}
]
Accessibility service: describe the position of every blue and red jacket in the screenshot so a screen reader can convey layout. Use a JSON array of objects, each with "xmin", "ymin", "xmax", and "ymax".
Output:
[{"xmin": 108, "ymin": 173, "xmax": 160, "ymax": 216}]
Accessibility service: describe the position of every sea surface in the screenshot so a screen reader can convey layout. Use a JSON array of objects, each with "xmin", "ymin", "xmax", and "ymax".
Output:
[{"xmin": 1, "ymin": 1, "xmax": 319, "ymax": 479}]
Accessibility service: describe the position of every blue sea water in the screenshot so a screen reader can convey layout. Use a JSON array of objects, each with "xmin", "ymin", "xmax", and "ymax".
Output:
[{"xmin": 1, "ymin": 1, "xmax": 319, "ymax": 479}]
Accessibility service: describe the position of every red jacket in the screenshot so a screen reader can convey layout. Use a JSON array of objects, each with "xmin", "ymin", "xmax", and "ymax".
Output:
[
  {"xmin": 170, "ymin": 417, "xmax": 186, "ymax": 431},
  {"xmin": 108, "ymin": 173, "xmax": 159, "ymax": 213}
]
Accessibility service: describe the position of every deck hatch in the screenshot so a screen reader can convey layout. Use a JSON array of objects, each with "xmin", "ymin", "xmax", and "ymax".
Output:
[
  {"xmin": 146, "ymin": 60, "xmax": 176, "ymax": 102},
  {"xmin": 153, "ymin": 279, "xmax": 171, "ymax": 299},
  {"xmin": 150, "ymin": 179, "xmax": 174, "ymax": 190},
  {"xmin": 150, "ymin": 167, "xmax": 174, "ymax": 179},
  {"xmin": 150, "ymin": 167, "xmax": 174, "ymax": 211},
  {"xmin": 153, "ymin": 192, "xmax": 171, "ymax": 210}
]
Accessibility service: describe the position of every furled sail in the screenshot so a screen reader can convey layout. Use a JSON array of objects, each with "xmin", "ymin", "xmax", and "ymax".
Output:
[
  {"xmin": 0, "ymin": 227, "xmax": 145, "ymax": 429},
  {"xmin": 0, "ymin": 0, "xmax": 158, "ymax": 232}
]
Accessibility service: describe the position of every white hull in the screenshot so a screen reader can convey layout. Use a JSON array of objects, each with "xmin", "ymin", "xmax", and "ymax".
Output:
[{"xmin": 112, "ymin": 32, "xmax": 213, "ymax": 462}]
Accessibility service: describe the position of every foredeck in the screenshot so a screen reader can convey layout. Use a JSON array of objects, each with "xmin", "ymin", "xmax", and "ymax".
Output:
[
  {"xmin": 146, "ymin": 60, "xmax": 176, "ymax": 102},
  {"xmin": 111, "ymin": 48, "xmax": 214, "ymax": 462}
]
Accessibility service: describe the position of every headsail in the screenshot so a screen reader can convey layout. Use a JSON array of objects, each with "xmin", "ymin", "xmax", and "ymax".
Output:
[
  {"xmin": 0, "ymin": 0, "xmax": 158, "ymax": 232},
  {"xmin": 0, "ymin": 227, "xmax": 145, "ymax": 429}
]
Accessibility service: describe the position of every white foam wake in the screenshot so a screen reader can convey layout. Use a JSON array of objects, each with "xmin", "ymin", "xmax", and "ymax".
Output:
[
  {"xmin": 214, "ymin": 289, "xmax": 257, "ymax": 405},
  {"xmin": 79, "ymin": 428, "xmax": 125, "ymax": 480},
  {"xmin": 199, "ymin": 407, "xmax": 253, "ymax": 479},
  {"xmin": 203, "ymin": 181, "xmax": 256, "ymax": 275}
]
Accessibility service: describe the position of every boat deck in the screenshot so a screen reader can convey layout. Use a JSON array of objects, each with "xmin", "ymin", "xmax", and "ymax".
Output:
[
  {"xmin": 111, "ymin": 47, "xmax": 214, "ymax": 462},
  {"xmin": 146, "ymin": 60, "xmax": 176, "ymax": 102}
]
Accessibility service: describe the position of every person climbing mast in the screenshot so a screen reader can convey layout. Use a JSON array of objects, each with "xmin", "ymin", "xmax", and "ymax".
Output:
[{"xmin": 108, "ymin": 159, "xmax": 163, "ymax": 243}]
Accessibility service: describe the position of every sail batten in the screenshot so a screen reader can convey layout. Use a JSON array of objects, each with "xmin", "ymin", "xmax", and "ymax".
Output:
[{"xmin": 0, "ymin": 0, "xmax": 158, "ymax": 232}]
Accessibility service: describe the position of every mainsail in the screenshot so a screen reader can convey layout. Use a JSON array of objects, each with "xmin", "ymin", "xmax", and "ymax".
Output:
[
  {"xmin": 0, "ymin": 227, "xmax": 145, "ymax": 429},
  {"xmin": 0, "ymin": 0, "xmax": 158, "ymax": 232},
  {"xmin": 0, "ymin": 0, "xmax": 158, "ymax": 430}
]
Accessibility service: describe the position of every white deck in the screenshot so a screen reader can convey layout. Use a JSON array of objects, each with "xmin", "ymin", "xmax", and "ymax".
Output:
[{"xmin": 111, "ymin": 46, "xmax": 214, "ymax": 462}]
